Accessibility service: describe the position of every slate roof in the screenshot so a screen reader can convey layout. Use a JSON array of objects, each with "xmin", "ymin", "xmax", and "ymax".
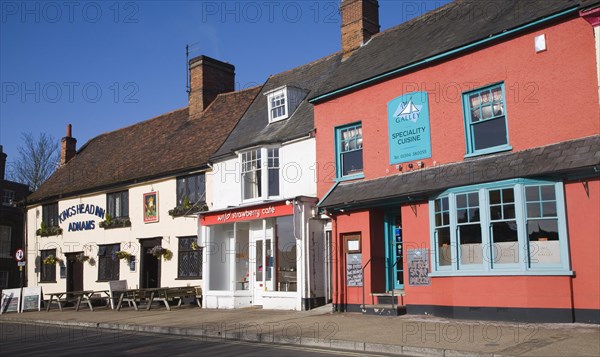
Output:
[
  {"xmin": 211, "ymin": 53, "xmax": 341, "ymax": 160},
  {"xmin": 319, "ymin": 135, "xmax": 600, "ymax": 211},
  {"xmin": 28, "ymin": 87, "xmax": 261, "ymax": 204},
  {"xmin": 310, "ymin": 0, "xmax": 600, "ymax": 102}
]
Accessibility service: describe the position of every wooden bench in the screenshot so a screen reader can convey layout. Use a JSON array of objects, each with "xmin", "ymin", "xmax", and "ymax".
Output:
[
  {"xmin": 108, "ymin": 280, "xmax": 137, "ymax": 310},
  {"xmin": 152, "ymin": 286, "xmax": 202, "ymax": 310}
]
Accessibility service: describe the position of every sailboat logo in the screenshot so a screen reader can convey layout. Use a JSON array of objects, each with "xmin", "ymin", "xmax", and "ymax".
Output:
[{"xmin": 394, "ymin": 98, "xmax": 421, "ymax": 123}]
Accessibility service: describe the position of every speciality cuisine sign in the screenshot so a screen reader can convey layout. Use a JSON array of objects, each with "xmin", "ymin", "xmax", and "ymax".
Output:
[{"xmin": 387, "ymin": 91, "xmax": 432, "ymax": 164}]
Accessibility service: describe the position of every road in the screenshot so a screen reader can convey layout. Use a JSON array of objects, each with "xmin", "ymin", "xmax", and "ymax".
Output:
[{"xmin": 0, "ymin": 322, "xmax": 395, "ymax": 356}]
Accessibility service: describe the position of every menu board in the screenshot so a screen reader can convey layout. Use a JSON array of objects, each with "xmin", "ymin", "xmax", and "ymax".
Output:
[
  {"xmin": 1, "ymin": 288, "xmax": 21, "ymax": 314},
  {"xmin": 346, "ymin": 253, "xmax": 363, "ymax": 287},
  {"xmin": 21, "ymin": 287, "xmax": 42, "ymax": 312},
  {"xmin": 407, "ymin": 249, "xmax": 430, "ymax": 286}
]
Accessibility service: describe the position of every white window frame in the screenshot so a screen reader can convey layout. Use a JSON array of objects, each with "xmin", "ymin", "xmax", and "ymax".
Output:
[
  {"xmin": 266, "ymin": 87, "xmax": 289, "ymax": 123},
  {"xmin": 240, "ymin": 146, "xmax": 281, "ymax": 203},
  {"xmin": 429, "ymin": 178, "xmax": 571, "ymax": 277}
]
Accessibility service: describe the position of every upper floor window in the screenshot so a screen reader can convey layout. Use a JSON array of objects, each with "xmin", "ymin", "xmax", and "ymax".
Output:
[
  {"xmin": 241, "ymin": 147, "xmax": 280, "ymax": 201},
  {"xmin": 463, "ymin": 83, "xmax": 510, "ymax": 156},
  {"xmin": 268, "ymin": 88, "xmax": 287, "ymax": 122},
  {"xmin": 336, "ymin": 123, "xmax": 363, "ymax": 179},
  {"xmin": 42, "ymin": 203, "xmax": 59, "ymax": 227},
  {"xmin": 0, "ymin": 226, "xmax": 11, "ymax": 258},
  {"xmin": 177, "ymin": 173, "xmax": 206, "ymax": 206},
  {"xmin": 2, "ymin": 189, "xmax": 15, "ymax": 206},
  {"xmin": 430, "ymin": 179, "xmax": 569, "ymax": 276},
  {"xmin": 107, "ymin": 191, "xmax": 129, "ymax": 218}
]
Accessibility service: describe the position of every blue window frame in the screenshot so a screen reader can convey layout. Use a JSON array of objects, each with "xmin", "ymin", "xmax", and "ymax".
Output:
[
  {"xmin": 335, "ymin": 123, "xmax": 363, "ymax": 180},
  {"xmin": 429, "ymin": 179, "xmax": 571, "ymax": 276},
  {"xmin": 462, "ymin": 83, "xmax": 511, "ymax": 156}
]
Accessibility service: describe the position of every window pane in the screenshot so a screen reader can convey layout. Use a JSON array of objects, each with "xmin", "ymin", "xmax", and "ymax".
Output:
[
  {"xmin": 542, "ymin": 202, "xmax": 557, "ymax": 217},
  {"xmin": 437, "ymin": 227, "xmax": 451, "ymax": 267},
  {"xmin": 472, "ymin": 117, "xmax": 508, "ymax": 151},
  {"xmin": 526, "ymin": 186, "xmax": 539, "ymax": 201},
  {"xmin": 456, "ymin": 209, "xmax": 468, "ymax": 223},
  {"xmin": 541, "ymin": 185, "xmax": 556, "ymax": 201},
  {"xmin": 527, "ymin": 203, "xmax": 541, "ymax": 218},
  {"xmin": 268, "ymin": 168, "xmax": 279, "ymax": 196},
  {"xmin": 489, "ymin": 190, "xmax": 501, "ymax": 205},
  {"xmin": 528, "ymin": 219, "xmax": 560, "ymax": 264},
  {"xmin": 492, "ymin": 222, "xmax": 519, "ymax": 264},
  {"xmin": 503, "ymin": 188, "xmax": 514, "ymax": 203},
  {"xmin": 341, "ymin": 150, "xmax": 363, "ymax": 176},
  {"xmin": 459, "ymin": 224, "xmax": 483, "ymax": 265},
  {"xmin": 503, "ymin": 204, "xmax": 515, "ymax": 219},
  {"xmin": 276, "ymin": 216, "xmax": 297, "ymax": 291},
  {"xmin": 456, "ymin": 194, "xmax": 467, "ymax": 208}
]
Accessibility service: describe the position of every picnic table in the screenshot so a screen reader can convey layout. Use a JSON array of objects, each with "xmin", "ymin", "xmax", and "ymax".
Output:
[
  {"xmin": 46, "ymin": 290, "xmax": 110, "ymax": 312},
  {"xmin": 115, "ymin": 286, "xmax": 201, "ymax": 311}
]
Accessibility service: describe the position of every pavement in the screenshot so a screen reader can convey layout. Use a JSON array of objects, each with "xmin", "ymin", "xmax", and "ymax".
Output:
[{"xmin": 1, "ymin": 303, "xmax": 598, "ymax": 357}]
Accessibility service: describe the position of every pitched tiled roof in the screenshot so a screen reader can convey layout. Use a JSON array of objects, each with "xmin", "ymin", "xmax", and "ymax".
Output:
[
  {"xmin": 28, "ymin": 87, "xmax": 261, "ymax": 204},
  {"xmin": 211, "ymin": 53, "xmax": 341, "ymax": 160},
  {"xmin": 319, "ymin": 136, "xmax": 600, "ymax": 210},
  {"xmin": 310, "ymin": 0, "xmax": 599, "ymax": 102}
]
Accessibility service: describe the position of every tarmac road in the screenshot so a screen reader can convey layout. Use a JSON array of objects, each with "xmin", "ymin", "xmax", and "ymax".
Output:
[{"xmin": 0, "ymin": 321, "xmax": 398, "ymax": 357}]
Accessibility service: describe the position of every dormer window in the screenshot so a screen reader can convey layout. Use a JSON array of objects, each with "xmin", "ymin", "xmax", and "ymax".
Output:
[{"xmin": 265, "ymin": 86, "xmax": 307, "ymax": 123}]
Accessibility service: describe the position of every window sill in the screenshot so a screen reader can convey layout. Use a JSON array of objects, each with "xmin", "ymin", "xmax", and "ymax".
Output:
[
  {"xmin": 39, "ymin": 280, "xmax": 57, "ymax": 284},
  {"xmin": 96, "ymin": 279, "xmax": 119, "ymax": 283},
  {"xmin": 175, "ymin": 277, "xmax": 202, "ymax": 280},
  {"xmin": 334, "ymin": 173, "xmax": 365, "ymax": 183},
  {"xmin": 430, "ymin": 270, "xmax": 574, "ymax": 277},
  {"xmin": 464, "ymin": 145, "xmax": 512, "ymax": 159}
]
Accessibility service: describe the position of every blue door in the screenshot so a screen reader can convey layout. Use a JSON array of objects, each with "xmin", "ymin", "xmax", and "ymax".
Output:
[{"xmin": 385, "ymin": 211, "xmax": 404, "ymax": 291}]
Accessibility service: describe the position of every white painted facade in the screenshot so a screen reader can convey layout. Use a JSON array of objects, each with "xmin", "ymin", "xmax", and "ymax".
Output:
[
  {"xmin": 25, "ymin": 176, "xmax": 203, "ymax": 295},
  {"xmin": 201, "ymin": 137, "xmax": 329, "ymax": 310}
]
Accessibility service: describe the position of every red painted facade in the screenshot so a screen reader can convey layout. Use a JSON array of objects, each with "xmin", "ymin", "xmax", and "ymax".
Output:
[{"xmin": 315, "ymin": 14, "xmax": 600, "ymax": 322}]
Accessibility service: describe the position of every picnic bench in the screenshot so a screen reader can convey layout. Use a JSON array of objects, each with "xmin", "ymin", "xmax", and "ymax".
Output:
[
  {"xmin": 46, "ymin": 290, "xmax": 110, "ymax": 312},
  {"xmin": 114, "ymin": 286, "xmax": 202, "ymax": 311}
]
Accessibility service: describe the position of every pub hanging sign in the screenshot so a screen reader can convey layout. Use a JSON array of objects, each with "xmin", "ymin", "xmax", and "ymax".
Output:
[{"xmin": 387, "ymin": 91, "xmax": 432, "ymax": 164}]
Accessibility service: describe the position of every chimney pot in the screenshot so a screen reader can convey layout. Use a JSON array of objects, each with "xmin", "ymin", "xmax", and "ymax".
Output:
[
  {"xmin": 188, "ymin": 55, "xmax": 235, "ymax": 118},
  {"xmin": 340, "ymin": 0, "xmax": 380, "ymax": 60}
]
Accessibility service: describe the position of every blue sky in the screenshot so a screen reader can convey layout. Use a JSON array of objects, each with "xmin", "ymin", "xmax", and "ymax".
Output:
[{"xmin": 0, "ymin": 0, "xmax": 449, "ymax": 173}]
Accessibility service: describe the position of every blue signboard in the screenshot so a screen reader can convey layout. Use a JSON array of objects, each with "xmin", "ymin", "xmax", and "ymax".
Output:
[{"xmin": 387, "ymin": 91, "xmax": 432, "ymax": 164}]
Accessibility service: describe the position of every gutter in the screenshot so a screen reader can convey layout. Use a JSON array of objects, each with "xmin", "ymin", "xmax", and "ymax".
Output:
[{"xmin": 309, "ymin": 7, "xmax": 579, "ymax": 104}]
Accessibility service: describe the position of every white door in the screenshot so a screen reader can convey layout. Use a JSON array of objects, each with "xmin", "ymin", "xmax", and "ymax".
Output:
[{"xmin": 251, "ymin": 237, "xmax": 274, "ymax": 306}]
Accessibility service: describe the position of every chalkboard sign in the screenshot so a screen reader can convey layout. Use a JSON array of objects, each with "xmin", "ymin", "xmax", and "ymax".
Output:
[
  {"xmin": 21, "ymin": 287, "xmax": 42, "ymax": 312},
  {"xmin": 346, "ymin": 253, "xmax": 363, "ymax": 287},
  {"xmin": 1, "ymin": 288, "xmax": 21, "ymax": 314},
  {"xmin": 407, "ymin": 249, "xmax": 430, "ymax": 286}
]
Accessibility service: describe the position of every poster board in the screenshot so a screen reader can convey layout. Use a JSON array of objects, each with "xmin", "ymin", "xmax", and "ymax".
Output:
[
  {"xmin": 407, "ymin": 249, "xmax": 430, "ymax": 286},
  {"xmin": 21, "ymin": 287, "xmax": 43, "ymax": 312},
  {"xmin": 1, "ymin": 288, "xmax": 21, "ymax": 314},
  {"xmin": 346, "ymin": 253, "xmax": 363, "ymax": 287}
]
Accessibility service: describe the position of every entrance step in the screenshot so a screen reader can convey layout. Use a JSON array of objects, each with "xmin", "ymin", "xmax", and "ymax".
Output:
[
  {"xmin": 360, "ymin": 304, "xmax": 406, "ymax": 316},
  {"xmin": 371, "ymin": 291, "xmax": 405, "ymax": 305}
]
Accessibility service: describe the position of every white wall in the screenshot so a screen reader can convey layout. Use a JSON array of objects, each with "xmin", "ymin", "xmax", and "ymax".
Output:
[{"xmin": 26, "ymin": 176, "xmax": 202, "ymax": 294}]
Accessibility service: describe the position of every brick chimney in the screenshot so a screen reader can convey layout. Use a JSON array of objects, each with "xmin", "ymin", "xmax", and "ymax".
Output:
[
  {"xmin": 0, "ymin": 145, "xmax": 6, "ymax": 181},
  {"xmin": 188, "ymin": 55, "xmax": 235, "ymax": 118},
  {"xmin": 340, "ymin": 0, "xmax": 380, "ymax": 60},
  {"xmin": 60, "ymin": 124, "xmax": 77, "ymax": 166}
]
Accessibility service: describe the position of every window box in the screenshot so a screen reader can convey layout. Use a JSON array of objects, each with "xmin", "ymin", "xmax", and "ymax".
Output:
[
  {"xmin": 36, "ymin": 224, "xmax": 63, "ymax": 237},
  {"xmin": 99, "ymin": 216, "xmax": 131, "ymax": 229},
  {"xmin": 169, "ymin": 202, "xmax": 208, "ymax": 217}
]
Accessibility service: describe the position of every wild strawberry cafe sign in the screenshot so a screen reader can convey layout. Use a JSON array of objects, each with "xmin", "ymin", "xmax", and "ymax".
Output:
[{"xmin": 200, "ymin": 201, "xmax": 293, "ymax": 226}]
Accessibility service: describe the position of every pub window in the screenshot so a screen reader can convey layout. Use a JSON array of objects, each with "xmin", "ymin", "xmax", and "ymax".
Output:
[
  {"xmin": 0, "ymin": 271, "xmax": 8, "ymax": 288},
  {"xmin": 42, "ymin": 203, "xmax": 59, "ymax": 227},
  {"xmin": 430, "ymin": 179, "xmax": 569, "ymax": 275},
  {"xmin": 0, "ymin": 225, "xmax": 11, "ymax": 258},
  {"xmin": 335, "ymin": 123, "xmax": 363, "ymax": 179},
  {"xmin": 176, "ymin": 173, "xmax": 206, "ymax": 206},
  {"xmin": 107, "ymin": 191, "xmax": 129, "ymax": 218},
  {"xmin": 178, "ymin": 237, "xmax": 202, "ymax": 279},
  {"xmin": 2, "ymin": 189, "xmax": 15, "ymax": 206},
  {"xmin": 462, "ymin": 83, "xmax": 511, "ymax": 156},
  {"xmin": 98, "ymin": 244, "xmax": 120, "ymax": 281},
  {"xmin": 40, "ymin": 249, "xmax": 56, "ymax": 282}
]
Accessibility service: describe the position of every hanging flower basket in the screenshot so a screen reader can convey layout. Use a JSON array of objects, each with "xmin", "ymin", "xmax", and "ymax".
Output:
[
  {"xmin": 115, "ymin": 251, "xmax": 131, "ymax": 262},
  {"xmin": 191, "ymin": 241, "xmax": 201, "ymax": 251},
  {"xmin": 75, "ymin": 253, "xmax": 90, "ymax": 263},
  {"xmin": 43, "ymin": 255, "xmax": 63, "ymax": 265},
  {"xmin": 150, "ymin": 246, "xmax": 172, "ymax": 261}
]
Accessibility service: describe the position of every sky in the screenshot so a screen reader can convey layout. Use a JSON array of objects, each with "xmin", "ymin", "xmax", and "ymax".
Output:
[{"xmin": 0, "ymin": 0, "xmax": 450, "ymax": 178}]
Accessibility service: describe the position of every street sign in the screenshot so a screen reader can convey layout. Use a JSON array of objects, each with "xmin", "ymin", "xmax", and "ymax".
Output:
[
  {"xmin": 17, "ymin": 261, "xmax": 26, "ymax": 267},
  {"xmin": 15, "ymin": 249, "xmax": 24, "ymax": 262}
]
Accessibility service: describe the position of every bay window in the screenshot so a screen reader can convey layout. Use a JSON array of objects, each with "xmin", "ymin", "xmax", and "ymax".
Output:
[
  {"xmin": 241, "ymin": 147, "xmax": 280, "ymax": 201},
  {"xmin": 430, "ymin": 179, "xmax": 570, "ymax": 275}
]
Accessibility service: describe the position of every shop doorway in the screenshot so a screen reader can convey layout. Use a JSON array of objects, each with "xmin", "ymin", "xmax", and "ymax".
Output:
[
  {"xmin": 385, "ymin": 210, "xmax": 404, "ymax": 291},
  {"xmin": 139, "ymin": 238, "xmax": 161, "ymax": 288},
  {"xmin": 251, "ymin": 236, "xmax": 273, "ymax": 306},
  {"xmin": 65, "ymin": 253, "xmax": 84, "ymax": 293}
]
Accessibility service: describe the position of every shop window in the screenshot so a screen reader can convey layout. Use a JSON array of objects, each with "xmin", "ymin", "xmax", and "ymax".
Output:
[
  {"xmin": 178, "ymin": 237, "xmax": 202, "ymax": 279},
  {"xmin": 176, "ymin": 173, "xmax": 205, "ymax": 206},
  {"xmin": 42, "ymin": 203, "xmax": 59, "ymax": 227},
  {"xmin": 40, "ymin": 249, "xmax": 56, "ymax": 282},
  {"xmin": 0, "ymin": 226, "xmax": 11, "ymax": 258},
  {"xmin": 241, "ymin": 147, "xmax": 280, "ymax": 201},
  {"xmin": 463, "ymin": 83, "xmax": 511, "ymax": 156},
  {"xmin": 429, "ymin": 179, "xmax": 569, "ymax": 276},
  {"xmin": 107, "ymin": 191, "xmax": 129, "ymax": 218},
  {"xmin": 0, "ymin": 271, "xmax": 8, "ymax": 288},
  {"xmin": 98, "ymin": 244, "xmax": 120, "ymax": 281},
  {"xmin": 335, "ymin": 123, "xmax": 363, "ymax": 179},
  {"xmin": 275, "ymin": 216, "xmax": 297, "ymax": 292}
]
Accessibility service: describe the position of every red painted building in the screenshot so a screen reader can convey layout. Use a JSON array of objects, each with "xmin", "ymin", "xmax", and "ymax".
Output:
[{"xmin": 311, "ymin": 0, "xmax": 600, "ymax": 323}]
